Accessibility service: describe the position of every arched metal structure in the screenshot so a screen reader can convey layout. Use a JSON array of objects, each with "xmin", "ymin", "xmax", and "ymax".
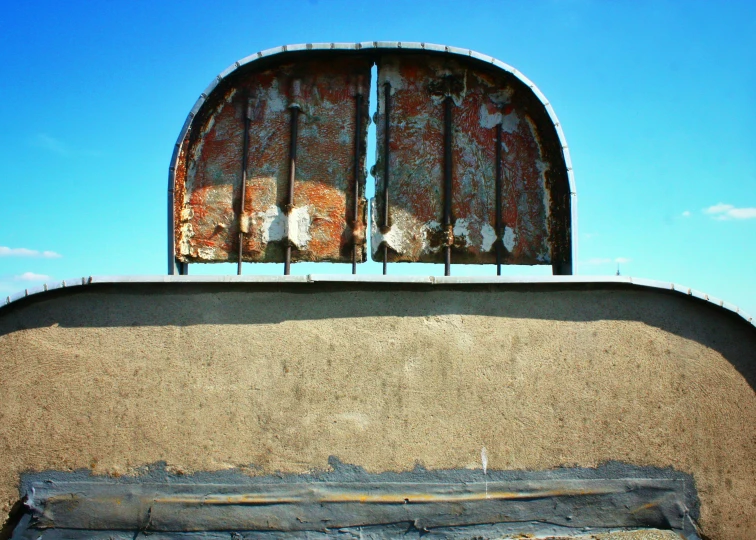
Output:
[{"xmin": 169, "ymin": 43, "xmax": 577, "ymax": 276}]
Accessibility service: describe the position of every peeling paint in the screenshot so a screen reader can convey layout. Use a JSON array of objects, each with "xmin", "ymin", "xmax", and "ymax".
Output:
[
  {"xmin": 370, "ymin": 199, "xmax": 441, "ymax": 257},
  {"xmin": 174, "ymin": 55, "xmax": 371, "ymax": 264},
  {"xmin": 372, "ymin": 53, "xmax": 568, "ymax": 265},
  {"xmin": 171, "ymin": 48, "xmax": 571, "ymax": 269},
  {"xmin": 503, "ymin": 226, "xmax": 516, "ymax": 252},
  {"xmin": 481, "ymin": 222, "xmax": 497, "ymax": 252},
  {"xmin": 245, "ymin": 205, "xmax": 312, "ymax": 250}
]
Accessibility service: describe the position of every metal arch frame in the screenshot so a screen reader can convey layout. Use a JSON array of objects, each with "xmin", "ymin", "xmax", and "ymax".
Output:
[{"xmin": 167, "ymin": 42, "xmax": 578, "ymax": 275}]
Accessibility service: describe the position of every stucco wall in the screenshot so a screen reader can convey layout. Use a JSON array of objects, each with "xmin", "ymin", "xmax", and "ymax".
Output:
[{"xmin": 0, "ymin": 281, "xmax": 754, "ymax": 538}]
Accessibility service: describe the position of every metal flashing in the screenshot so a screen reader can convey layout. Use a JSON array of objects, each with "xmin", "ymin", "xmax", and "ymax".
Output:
[
  {"xmin": 14, "ymin": 462, "xmax": 700, "ymax": 539},
  {"xmin": 2, "ymin": 275, "xmax": 754, "ymax": 329}
]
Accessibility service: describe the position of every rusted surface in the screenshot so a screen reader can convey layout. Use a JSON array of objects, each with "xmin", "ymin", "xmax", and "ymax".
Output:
[
  {"xmin": 171, "ymin": 45, "xmax": 572, "ymax": 271},
  {"xmin": 372, "ymin": 54, "xmax": 571, "ymax": 265},
  {"xmin": 174, "ymin": 56, "xmax": 371, "ymax": 264}
]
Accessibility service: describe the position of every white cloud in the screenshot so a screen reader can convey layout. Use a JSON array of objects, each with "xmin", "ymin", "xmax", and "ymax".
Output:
[
  {"xmin": 681, "ymin": 210, "xmax": 691, "ymax": 217},
  {"xmin": 705, "ymin": 203, "xmax": 733, "ymax": 214},
  {"xmin": 30, "ymin": 133, "xmax": 69, "ymax": 156},
  {"xmin": 704, "ymin": 203, "xmax": 756, "ymax": 220},
  {"xmin": 0, "ymin": 246, "xmax": 62, "ymax": 258},
  {"xmin": 615, "ymin": 257, "xmax": 631, "ymax": 264},
  {"xmin": 726, "ymin": 208, "xmax": 756, "ymax": 219},
  {"xmin": 15, "ymin": 272, "xmax": 51, "ymax": 281}
]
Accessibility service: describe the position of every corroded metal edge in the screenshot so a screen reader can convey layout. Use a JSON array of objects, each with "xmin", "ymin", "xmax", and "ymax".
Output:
[
  {"xmin": 168, "ymin": 42, "xmax": 578, "ymax": 275},
  {"xmin": 2, "ymin": 275, "xmax": 753, "ymax": 331}
]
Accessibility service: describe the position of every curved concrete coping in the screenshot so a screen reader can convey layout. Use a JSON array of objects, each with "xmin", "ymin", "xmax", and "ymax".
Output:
[{"xmin": 2, "ymin": 274, "xmax": 753, "ymax": 329}]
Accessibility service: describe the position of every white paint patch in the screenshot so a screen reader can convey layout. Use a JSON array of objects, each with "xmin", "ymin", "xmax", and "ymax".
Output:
[
  {"xmin": 481, "ymin": 223, "xmax": 497, "ymax": 252},
  {"xmin": 500, "ymin": 110, "xmax": 520, "ymax": 133},
  {"xmin": 477, "ymin": 106, "xmax": 521, "ymax": 132},
  {"xmin": 288, "ymin": 206, "xmax": 312, "ymax": 249},
  {"xmin": 478, "ymin": 103, "xmax": 502, "ymax": 130},
  {"xmin": 452, "ymin": 219, "xmax": 471, "ymax": 247},
  {"xmin": 262, "ymin": 81, "xmax": 287, "ymax": 114},
  {"xmin": 257, "ymin": 206, "xmax": 286, "ymax": 244},
  {"xmin": 370, "ymin": 199, "xmax": 441, "ymax": 256},
  {"xmin": 178, "ymin": 223, "xmax": 193, "ymax": 256},
  {"xmin": 378, "ymin": 64, "xmax": 406, "ymax": 97},
  {"xmin": 253, "ymin": 205, "xmax": 313, "ymax": 249},
  {"xmin": 180, "ymin": 206, "xmax": 194, "ymax": 221},
  {"xmin": 197, "ymin": 247, "xmax": 217, "ymax": 260},
  {"xmin": 503, "ymin": 227, "xmax": 516, "ymax": 252},
  {"xmin": 453, "ymin": 219, "xmax": 497, "ymax": 252}
]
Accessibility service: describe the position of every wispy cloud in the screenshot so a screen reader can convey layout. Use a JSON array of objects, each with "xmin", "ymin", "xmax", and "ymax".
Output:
[
  {"xmin": 0, "ymin": 246, "xmax": 62, "ymax": 258},
  {"xmin": 704, "ymin": 203, "xmax": 756, "ymax": 220},
  {"xmin": 30, "ymin": 133, "xmax": 69, "ymax": 156},
  {"xmin": 15, "ymin": 272, "xmax": 51, "ymax": 281},
  {"xmin": 681, "ymin": 210, "xmax": 691, "ymax": 217},
  {"xmin": 583, "ymin": 257, "xmax": 631, "ymax": 265},
  {"xmin": 0, "ymin": 271, "xmax": 53, "ymax": 294}
]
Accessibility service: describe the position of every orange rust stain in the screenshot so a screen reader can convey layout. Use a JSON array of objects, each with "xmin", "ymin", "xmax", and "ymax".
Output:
[
  {"xmin": 176, "ymin": 56, "xmax": 371, "ymax": 264},
  {"xmin": 375, "ymin": 55, "xmax": 552, "ymax": 264},
  {"xmin": 151, "ymin": 488, "xmax": 616, "ymax": 506}
]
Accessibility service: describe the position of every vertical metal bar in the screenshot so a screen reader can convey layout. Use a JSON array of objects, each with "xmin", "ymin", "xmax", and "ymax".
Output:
[
  {"xmin": 382, "ymin": 82, "xmax": 391, "ymax": 275},
  {"xmin": 168, "ymin": 186, "xmax": 176, "ymax": 275},
  {"xmin": 443, "ymin": 87, "xmax": 453, "ymax": 277},
  {"xmin": 495, "ymin": 121, "xmax": 503, "ymax": 276},
  {"xmin": 237, "ymin": 100, "xmax": 252, "ymax": 275},
  {"xmin": 285, "ymin": 104, "xmax": 299, "ymax": 276},
  {"xmin": 352, "ymin": 90, "xmax": 363, "ymax": 275}
]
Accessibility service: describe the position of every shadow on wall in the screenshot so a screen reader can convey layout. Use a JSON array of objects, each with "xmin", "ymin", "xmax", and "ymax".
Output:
[{"xmin": 1, "ymin": 281, "xmax": 755, "ymax": 393}]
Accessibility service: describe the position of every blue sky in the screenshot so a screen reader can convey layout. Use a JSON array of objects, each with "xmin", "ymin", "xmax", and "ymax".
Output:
[{"xmin": 1, "ymin": 0, "xmax": 754, "ymax": 314}]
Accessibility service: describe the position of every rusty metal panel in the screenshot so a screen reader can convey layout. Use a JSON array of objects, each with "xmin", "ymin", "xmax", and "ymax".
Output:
[
  {"xmin": 174, "ymin": 55, "xmax": 371, "ymax": 264},
  {"xmin": 372, "ymin": 53, "xmax": 570, "ymax": 266}
]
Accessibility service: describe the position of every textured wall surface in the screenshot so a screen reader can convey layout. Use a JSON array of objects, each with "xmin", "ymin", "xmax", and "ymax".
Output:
[{"xmin": 0, "ymin": 282, "xmax": 753, "ymax": 538}]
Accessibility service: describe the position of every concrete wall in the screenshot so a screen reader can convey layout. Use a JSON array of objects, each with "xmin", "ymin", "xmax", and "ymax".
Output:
[{"xmin": 0, "ymin": 280, "xmax": 754, "ymax": 538}]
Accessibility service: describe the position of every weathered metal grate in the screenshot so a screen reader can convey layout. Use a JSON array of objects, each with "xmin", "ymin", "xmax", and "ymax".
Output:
[{"xmin": 169, "ymin": 43, "xmax": 575, "ymax": 276}]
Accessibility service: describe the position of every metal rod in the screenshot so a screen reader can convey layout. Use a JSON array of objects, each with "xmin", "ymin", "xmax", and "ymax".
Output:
[
  {"xmin": 352, "ymin": 91, "xmax": 363, "ymax": 275},
  {"xmin": 495, "ymin": 121, "xmax": 503, "ymax": 276},
  {"xmin": 443, "ymin": 87, "xmax": 453, "ymax": 277},
  {"xmin": 382, "ymin": 82, "xmax": 391, "ymax": 275},
  {"xmin": 168, "ymin": 186, "xmax": 175, "ymax": 275},
  {"xmin": 285, "ymin": 104, "xmax": 299, "ymax": 276},
  {"xmin": 237, "ymin": 100, "xmax": 252, "ymax": 275}
]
